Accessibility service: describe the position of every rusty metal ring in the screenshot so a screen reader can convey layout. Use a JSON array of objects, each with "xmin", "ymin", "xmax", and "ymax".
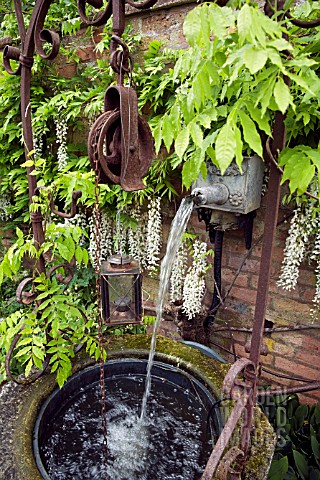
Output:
[
  {"xmin": 5, "ymin": 329, "xmax": 50, "ymax": 385},
  {"xmin": 3, "ymin": 45, "xmax": 21, "ymax": 75},
  {"xmin": 77, "ymin": 0, "xmax": 112, "ymax": 26},
  {"xmin": 216, "ymin": 447, "xmax": 244, "ymax": 480},
  {"xmin": 97, "ymin": 110, "xmax": 122, "ymax": 183},
  {"xmin": 110, "ymin": 50, "xmax": 134, "ymax": 74},
  {"xmin": 222, "ymin": 358, "xmax": 256, "ymax": 399},
  {"xmin": 35, "ymin": 28, "xmax": 60, "ymax": 61},
  {"xmin": 46, "ymin": 264, "xmax": 74, "ymax": 286},
  {"xmin": 285, "ymin": 11, "xmax": 320, "ymax": 28},
  {"xmin": 16, "ymin": 277, "xmax": 37, "ymax": 305}
]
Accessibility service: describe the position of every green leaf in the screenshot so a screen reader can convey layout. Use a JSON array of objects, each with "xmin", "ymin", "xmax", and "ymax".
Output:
[
  {"xmin": 183, "ymin": 8, "xmax": 202, "ymax": 47},
  {"xmin": 25, "ymin": 358, "xmax": 33, "ymax": 378},
  {"xmin": 215, "ymin": 124, "xmax": 236, "ymax": 174},
  {"xmin": 33, "ymin": 354, "xmax": 43, "ymax": 370},
  {"xmin": 268, "ymin": 456, "xmax": 288, "ymax": 480},
  {"xmin": 244, "ymin": 46, "xmax": 268, "ymax": 74},
  {"xmin": 237, "ymin": 5, "xmax": 253, "ymax": 45},
  {"xmin": 15, "ymin": 345, "xmax": 32, "ymax": 357},
  {"xmin": 238, "ymin": 111, "xmax": 262, "ymax": 157},
  {"xmin": 82, "ymin": 249, "xmax": 89, "ymax": 267},
  {"xmin": 57, "ymin": 235, "xmax": 75, "ymax": 263},
  {"xmin": 153, "ymin": 121, "xmax": 162, "ymax": 154},
  {"xmin": 189, "ymin": 123, "xmax": 203, "ymax": 148},
  {"xmin": 246, "ymin": 102, "xmax": 271, "ymax": 136},
  {"xmin": 281, "ymin": 151, "xmax": 315, "ymax": 195},
  {"xmin": 311, "ymin": 426, "xmax": 320, "ymax": 464},
  {"xmin": 274, "ymin": 77, "xmax": 292, "ymax": 114},
  {"xmin": 32, "ymin": 345, "xmax": 45, "ymax": 360},
  {"xmin": 162, "ymin": 114, "xmax": 174, "ymax": 153},
  {"xmin": 75, "ymin": 246, "xmax": 83, "ymax": 265},
  {"xmin": 208, "ymin": 5, "xmax": 234, "ymax": 40},
  {"xmin": 175, "ymin": 128, "xmax": 190, "ymax": 159},
  {"xmin": 293, "ymin": 450, "xmax": 308, "ymax": 479},
  {"xmin": 193, "ymin": 69, "xmax": 211, "ymax": 110},
  {"xmin": 182, "ymin": 149, "xmax": 205, "ymax": 189}
]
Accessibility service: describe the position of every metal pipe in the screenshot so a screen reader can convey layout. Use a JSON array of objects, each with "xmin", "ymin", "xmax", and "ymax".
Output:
[{"xmin": 205, "ymin": 228, "xmax": 224, "ymax": 328}]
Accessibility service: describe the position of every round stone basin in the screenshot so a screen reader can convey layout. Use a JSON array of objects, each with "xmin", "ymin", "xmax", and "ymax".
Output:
[
  {"xmin": 0, "ymin": 335, "xmax": 275, "ymax": 480},
  {"xmin": 34, "ymin": 359, "xmax": 222, "ymax": 480}
]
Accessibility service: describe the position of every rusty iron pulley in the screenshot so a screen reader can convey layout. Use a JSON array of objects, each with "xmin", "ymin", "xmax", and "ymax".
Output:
[{"xmin": 88, "ymin": 84, "xmax": 154, "ymax": 192}]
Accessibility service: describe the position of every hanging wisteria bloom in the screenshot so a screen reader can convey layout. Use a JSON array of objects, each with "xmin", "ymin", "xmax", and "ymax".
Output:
[
  {"xmin": 33, "ymin": 133, "xmax": 44, "ymax": 160},
  {"xmin": 182, "ymin": 240, "xmax": 208, "ymax": 320},
  {"xmin": 88, "ymin": 210, "xmax": 114, "ymax": 267},
  {"xmin": 0, "ymin": 195, "xmax": 11, "ymax": 222},
  {"xmin": 64, "ymin": 212, "xmax": 88, "ymax": 248},
  {"xmin": 146, "ymin": 197, "xmax": 162, "ymax": 275},
  {"xmin": 127, "ymin": 204, "xmax": 148, "ymax": 268},
  {"xmin": 310, "ymin": 263, "xmax": 320, "ymax": 321},
  {"xmin": 170, "ymin": 240, "xmax": 188, "ymax": 303},
  {"xmin": 55, "ymin": 117, "xmax": 68, "ymax": 171},
  {"xmin": 277, "ymin": 205, "xmax": 312, "ymax": 290}
]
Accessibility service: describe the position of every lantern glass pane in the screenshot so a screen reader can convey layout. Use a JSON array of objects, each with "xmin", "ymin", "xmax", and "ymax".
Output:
[{"xmin": 108, "ymin": 274, "xmax": 136, "ymax": 323}]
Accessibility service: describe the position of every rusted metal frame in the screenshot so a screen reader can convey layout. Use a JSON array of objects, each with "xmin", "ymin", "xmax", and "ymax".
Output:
[
  {"xmin": 259, "ymin": 381, "xmax": 320, "ymax": 397},
  {"xmin": 13, "ymin": 0, "xmax": 26, "ymax": 47},
  {"xmin": 202, "ymin": 397, "xmax": 248, "ymax": 480},
  {"xmin": 201, "ymin": 358, "xmax": 255, "ymax": 479},
  {"xmin": 240, "ymin": 113, "xmax": 284, "ymax": 457}
]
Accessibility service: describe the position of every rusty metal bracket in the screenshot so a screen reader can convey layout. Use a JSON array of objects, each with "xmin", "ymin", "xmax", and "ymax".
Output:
[
  {"xmin": 201, "ymin": 358, "xmax": 255, "ymax": 480},
  {"xmin": 16, "ymin": 277, "xmax": 37, "ymax": 305},
  {"xmin": 216, "ymin": 447, "xmax": 244, "ymax": 480},
  {"xmin": 50, "ymin": 189, "xmax": 82, "ymax": 219}
]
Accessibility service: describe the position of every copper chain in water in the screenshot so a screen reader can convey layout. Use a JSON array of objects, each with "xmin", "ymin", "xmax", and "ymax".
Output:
[{"xmin": 93, "ymin": 148, "xmax": 108, "ymax": 466}]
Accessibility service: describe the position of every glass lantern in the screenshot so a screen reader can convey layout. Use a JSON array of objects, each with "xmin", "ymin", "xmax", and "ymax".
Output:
[{"xmin": 101, "ymin": 254, "xmax": 142, "ymax": 325}]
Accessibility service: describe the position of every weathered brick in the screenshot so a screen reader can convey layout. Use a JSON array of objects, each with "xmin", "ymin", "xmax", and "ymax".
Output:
[
  {"xmin": 222, "ymin": 269, "xmax": 249, "ymax": 288},
  {"xmin": 298, "ymin": 393, "xmax": 320, "ymax": 406},
  {"xmin": 271, "ymin": 298, "xmax": 311, "ymax": 320},
  {"xmin": 228, "ymin": 286, "xmax": 257, "ymax": 305},
  {"xmin": 300, "ymin": 287, "xmax": 316, "ymax": 303},
  {"xmin": 227, "ymin": 254, "xmax": 261, "ymax": 273},
  {"xmin": 75, "ymin": 46, "xmax": 96, "ymax": 62},
  {"xmin": 298, "ymin": 268, "xmax": 316, "ymax": 286},
  {"xmin": 57, "ymin": 63, "xmax": 77, "ymax": 78},
  {"xmin": 264, "ymin": 338, "xmax": 295, "ymax": 357},
  {"xmin": 274, "ymin": 356, "xmax": 319, "ymax": 381}
]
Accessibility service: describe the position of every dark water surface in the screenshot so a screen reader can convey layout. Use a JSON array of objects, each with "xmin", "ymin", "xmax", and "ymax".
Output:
[{"xmin": 38, "ymin": 365, "xmax": 217, "ymax": 480}]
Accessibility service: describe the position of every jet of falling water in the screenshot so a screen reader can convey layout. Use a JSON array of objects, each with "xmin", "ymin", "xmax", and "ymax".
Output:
[{"xmin": 140, "ymin": 196, "xmax": 195, "ymax": 419}]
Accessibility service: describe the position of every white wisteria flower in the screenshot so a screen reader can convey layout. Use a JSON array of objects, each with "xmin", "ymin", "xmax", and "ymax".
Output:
[
  {"xmin": 170, "ymin": 240, "xmax": 188, "ymax": 303},
  {"xmin": 277, "ymin": 206, "xmax": 311, "ymax": 290},
  {"xmin": 55, "ymin": 117, "xmax": 68, "ymax": 172},
  {"xmin": 88, "ymin": 210, "xmax": 115, "ymax": 267},
  {"xmin": 127, "ymin": 204, "xmax": 148, "ymax": 268},
  {"xmin": 182, "ymin": 240, "xmax": 208, "ymax": 320},
  {"xmin": 146, "ymin": 197, "xmax": 162, "ymax": 274},
  {"xmin": 0, "ymin": 195, "xmax": 11, "ymax": 222}
]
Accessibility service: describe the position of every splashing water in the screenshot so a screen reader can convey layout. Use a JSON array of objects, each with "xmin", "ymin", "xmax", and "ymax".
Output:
[
  {"xmin": 140, "ymin": 197, "xmax": 194, "ymax": 419},
  {"xmin": 40, "ymin": 366, "xmax": 215, "ymax": 480}
]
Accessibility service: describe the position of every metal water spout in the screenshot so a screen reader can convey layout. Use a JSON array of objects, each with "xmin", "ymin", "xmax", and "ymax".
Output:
[{"xmin": 191, "ymin": 184, "xmax": 229, "ymax": 206}]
